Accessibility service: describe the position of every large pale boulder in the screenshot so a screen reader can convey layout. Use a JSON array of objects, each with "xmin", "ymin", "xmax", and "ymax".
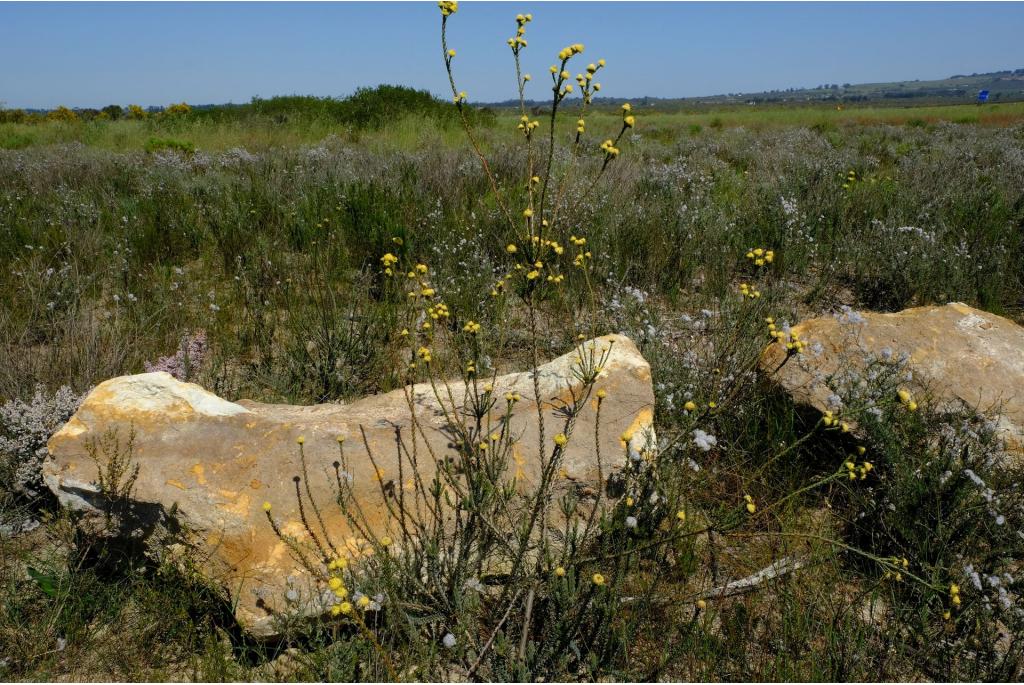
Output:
[
  {"xmin": 44, "ymin": 334, "xmax": 654, "ymax": 637},
  {"xmin": 761, "ymin": 302, "xmax": 1024, "ymax": 455}
]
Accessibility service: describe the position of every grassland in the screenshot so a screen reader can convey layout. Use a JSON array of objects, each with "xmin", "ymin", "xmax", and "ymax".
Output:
[
  {"xmin": 3, "ymin": 99, "xmax": 1023, "ymax": 152},
  {"xmin": 1, "ymin": 90, "xmax": 1023, "ymax": 681}
]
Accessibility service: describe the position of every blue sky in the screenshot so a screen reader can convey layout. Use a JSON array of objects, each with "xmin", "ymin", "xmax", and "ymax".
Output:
[{"xmin": 1, "ymin": 1, "xmax": 1021, "ymax": 109}]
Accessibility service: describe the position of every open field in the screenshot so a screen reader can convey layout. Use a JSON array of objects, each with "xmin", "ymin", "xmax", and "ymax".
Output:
[
  {"xmin": 3, "ymin": 100, "xmax": 1024, "ymax": 152},
  {"xmin": 2, "ymin": 84, "xmax": 1024, "ymax": 681}
]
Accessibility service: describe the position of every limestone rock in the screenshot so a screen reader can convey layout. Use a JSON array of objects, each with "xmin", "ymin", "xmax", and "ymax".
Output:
[
  {"xmin": 44, "ymin": 334, "xmax": 654, "ymax": 637},
  {"xmin": 761, "ymin": 302, "xmax": 1024, "ymax": 456}
]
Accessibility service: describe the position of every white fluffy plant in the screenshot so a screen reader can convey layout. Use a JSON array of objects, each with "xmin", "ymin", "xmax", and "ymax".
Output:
[{"xmin": 0, "ymin": 385, "xmax": 82, "ymax": 499}]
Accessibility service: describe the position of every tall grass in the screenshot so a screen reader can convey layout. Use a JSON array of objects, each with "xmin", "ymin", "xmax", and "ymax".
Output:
[{"xmin": 1, "ymin": 7, "xmax": 1023, "ymax": 681}]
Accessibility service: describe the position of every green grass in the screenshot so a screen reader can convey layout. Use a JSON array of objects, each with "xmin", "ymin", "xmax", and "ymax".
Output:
[
  {"xmin": 2, "ymin": 100, "xmax": 1022, "ymax": 153},
  {"xmin": 1, "ymin": 91, "xmax": 1023, "ymax": 681}
]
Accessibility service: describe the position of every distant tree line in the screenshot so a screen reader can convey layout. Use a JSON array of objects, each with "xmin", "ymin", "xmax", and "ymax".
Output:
[
  {"xmin": 0, "ymin": 102, "xmax": 179, "ymax": 124},
  {"xmin": 0, "ymin": 86, "xmax": 492, "ymax": 129}
]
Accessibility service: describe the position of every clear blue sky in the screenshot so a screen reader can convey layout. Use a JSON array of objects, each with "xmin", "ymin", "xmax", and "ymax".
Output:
[{"xmin": 1, "ymin": 1, "xmax": 1021, "ymax": 109}]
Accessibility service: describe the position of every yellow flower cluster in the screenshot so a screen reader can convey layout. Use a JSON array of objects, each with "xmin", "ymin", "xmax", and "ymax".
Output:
[
  {"xmin": 532, "ymin": 235, "xmax": 564, "ymax": 254},
  {"xmin": 882, "ymin": 555, "xmax": 909, "ymax": 582},
  {"xmin": 380, "ymin": 252, "xmax": 399, "ymax": 276},
  {"xmin": 600, "ymin": 139, "xmax": 621, "ymax": 157},
  {"xmin": 558, "ymin": 43, "xmax": 585, "ymax": 61},
  {"xmin": 897, "ymin": 388, "xmax": 918, "ymax": 412},
  {"xmin": 767, "ymin": 320, "xmax": 806, "ymax": 353},
  {"xmin": 844, "ymin": 458, "xmax": 874, "ymax": 480},
  {"xmin": 165, "ymin": 102, "xmax": 192, "ymax": 115},
  {"xmin": 507, "ymin": 12, "xmax": 532, "ymax": 49},
  {"xmin": 438, "ymin": 0, "xmax": 458, "ymax": 17},
  {"xmin": 743, "ymin": 494, "xmax": 756, "ymax": 514},
  {"xmin": 462, "ymin": 320, "xmax": 481, "ymax": 334},
  {"xmin": 738, "ymin": 282, "xmax": 761, "ymax": 298},
  {"xmin": 949, "ymin": 582, "xmax": 961, "ymax": 607},
  {"xmin": 453, "ymin": 90, "xmax": 467, "ymax": 104},
  {"xmin": 426, "ymin": 303, "xmax": 450, "ymax": 323},
  {"xmin": 570, "ymin": 58, "xmax": 606, "ymax": 106},
  {"xmin": 821, "ymin": 409, "xmax": 845, "ymax": 429},
  {"xmin": 553, "ymin": 432, "xmax": 568, "ymax": 447},
  {"xmin": 517, "ymin": 114, "xmax": 540, "ymax": 135},
  {"xmin": 496, "ymin": 235, "xmax": 575, "ymax": 288},
  {"xmin": 842, "ymin": 168, "xmax": 856, "ymax": 190},
  {"xmin": 325, "ymin": 557, "xmax": 354, "ymax": 616},
  {"xmin": 622, "ymin": 103, "xmax": 636, "ymax": 129},
  {"xmin": 745, "ymin": 247, "xmax": 775, "ymax": 266}
]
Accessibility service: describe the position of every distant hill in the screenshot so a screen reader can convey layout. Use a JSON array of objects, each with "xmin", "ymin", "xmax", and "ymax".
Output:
[{"xmin": 483, "ymin": 68, "xmax": 1024, "ymax": 110}]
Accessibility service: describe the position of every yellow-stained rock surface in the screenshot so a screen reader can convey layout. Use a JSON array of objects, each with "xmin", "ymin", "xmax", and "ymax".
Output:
[
  {"xmin": 761, "ymin": 302, "xmax": 1024, "ymax": 455},
  {"xmin": 44, "ymin": 334, "xmax": 654, "ymax": 637}
]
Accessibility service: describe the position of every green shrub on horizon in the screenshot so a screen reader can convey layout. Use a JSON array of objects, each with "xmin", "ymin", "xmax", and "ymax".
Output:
[{"xmin": 184, "ymin": 84, "xmax": 492, "ymax": 130}]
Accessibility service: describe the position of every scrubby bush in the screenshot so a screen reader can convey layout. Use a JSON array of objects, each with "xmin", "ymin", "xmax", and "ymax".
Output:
[
  {"xmin": 143, "ymin": 137, "xmax": 195, "ymax": 154},
  {"xmin": 143, "ymin": 330, "xmax": 207, "ymax": 382},
  {"xmin": 186, "ymin": 85, "xmax": 490, "ymax": 131},
  {"xmin": 0, "ymin": 385, "xmax": 82, "ymax": 499},
  {"xmin": 46, "ymin": 106, "xmax": 79, "ymax": 123},
  {"xmin": 163, "ymin": 102, "xmax": 192, "ymax": 116}
]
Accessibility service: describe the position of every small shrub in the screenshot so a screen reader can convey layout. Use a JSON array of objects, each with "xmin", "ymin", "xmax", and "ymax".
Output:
[
  {"xmin": 0, "ymin": 385, "xmax": 83, "ymax": 499},
  {"xmin": 143, "ymin": 330, "xmax": 207, "ymax": 382},
  {"xmin": 46, "ymin": 106, "xmax": 79, "ymax": 123},
  {"xmin": 144, "ymin": 137, "xmax": 195, "ymax": 154},
  {"xmin": 164, "ymin": 102, "xmax": 192, "ymax": 116}
]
